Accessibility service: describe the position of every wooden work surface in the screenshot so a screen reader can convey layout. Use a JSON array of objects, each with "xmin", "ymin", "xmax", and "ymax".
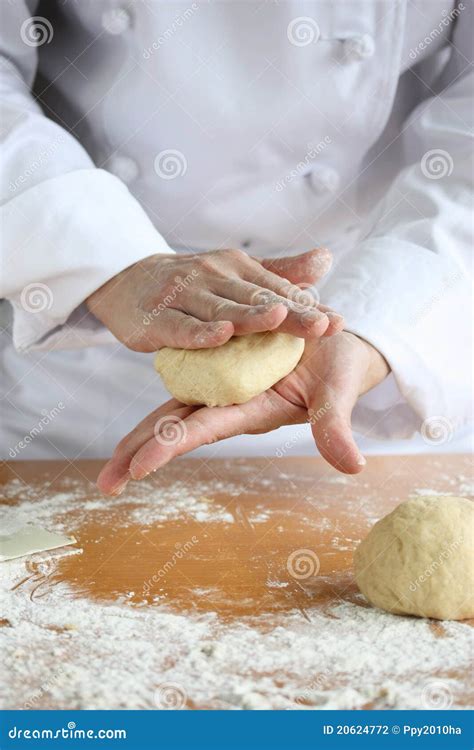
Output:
[{"xmin": 0, "ymin": 454, "xmax": 472, "ymax": 710}]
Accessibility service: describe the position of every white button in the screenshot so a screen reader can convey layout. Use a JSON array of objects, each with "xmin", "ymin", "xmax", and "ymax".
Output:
[
  {"xmin": 343, "ymin": 34, "xmax": 375, "ymax": 62},
  {"xmin": 107, "ymin": 155, "xmax": 139, "ymax": 184},
  {"xmin": 309, "ymin": 166, "xmax": 340, "ymax": 194},
  {"xmin": 102, "ymin": 8, "xmax": 132, "ymax": 35}
]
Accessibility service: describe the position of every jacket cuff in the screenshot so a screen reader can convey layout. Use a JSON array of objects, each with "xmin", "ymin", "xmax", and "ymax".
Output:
[
  {"xmin": 3, "ymin": 169, "xmax": 173, "ymax": 351},
  {"xmin": 320, "ymin": 238, "xmax": 471, "ymax": 439}
]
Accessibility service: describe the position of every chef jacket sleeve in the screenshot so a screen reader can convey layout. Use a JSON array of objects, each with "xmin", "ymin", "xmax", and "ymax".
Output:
[
  {"xmin": 321, "ymin": 8, "xmax": 473, "ymax": 441},
  {"xmin": 0, "ymin": 3, "xmax": 172, "ymax": 353}
]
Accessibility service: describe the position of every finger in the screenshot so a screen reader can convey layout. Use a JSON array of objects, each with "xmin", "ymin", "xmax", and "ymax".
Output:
[
  {"xmin": 173, "ymin": 290, "xmax": 289, "ymax": 335},
  {"xmin": 259, "ymin": 248, "xmax": 333, "ymax": 284},
  {"xmin": 308, "ymin": 385, "xmax": 366, "ymax": 474},
  {"xmin": 245, "ymin": 264, "xmax": 319, "ymax": 307},
  {"xmin": 97, "ymin": 400, "xmax": 197, "ymax": 495},
  {"xmin": 129, "ymin": 390, "xmax": 303, "ymax": 480},
  {"xmin": 136, "ymin": 308, "xmax": 234, "ymax": 351},
  {"xmin": 213, "ymin": 278, "xmax": 330, "ymax": 338},
  {"xmin": 317, "ymin": 305, "xmax": 345, "ymax": 336}
]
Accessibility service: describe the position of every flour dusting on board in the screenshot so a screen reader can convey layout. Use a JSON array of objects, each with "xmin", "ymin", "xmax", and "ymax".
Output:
[{"xmin": 1, "ymin": 467, "xmax": 472, "ymax": 711}]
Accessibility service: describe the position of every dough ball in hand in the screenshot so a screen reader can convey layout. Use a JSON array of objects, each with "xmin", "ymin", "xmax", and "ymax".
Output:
[
  {"xmin": 354, "ymin": 496, "xmax": 474, "ymax": 621},
  {"xmin": 154, "ymin": 332, "xmax": 304, "ymax": 407}
]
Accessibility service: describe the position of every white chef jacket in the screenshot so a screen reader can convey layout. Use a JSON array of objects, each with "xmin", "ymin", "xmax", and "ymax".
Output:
[{"xmin": 0, "ymin": 0, "xmax": 472, "ymax": 461}]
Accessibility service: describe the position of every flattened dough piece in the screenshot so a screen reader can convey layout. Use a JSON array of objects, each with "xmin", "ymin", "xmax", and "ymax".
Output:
[
  {"xmin": 0, "ymin": 526, "xmax": 76, "ymax": 562},
  {"xmin": 354, "ymin": 496, "xmax": 474, "ymax": 621},
  {"xmin": 154, "ymin": 332, "xmax": 305, "ymax": 407}
]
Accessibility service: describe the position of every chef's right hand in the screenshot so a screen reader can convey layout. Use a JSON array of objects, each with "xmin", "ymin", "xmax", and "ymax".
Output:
[{"xmin": 85, "ymin": 247, "xmax": 343, "ymax": 351}]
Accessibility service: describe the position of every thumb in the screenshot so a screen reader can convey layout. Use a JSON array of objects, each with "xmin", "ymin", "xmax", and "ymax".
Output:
[
  {"xmin": 308, "ymin": 385, "xmax": 366, "ymax": 475},
  {"xmin": 260, "ymin": 248, "xmax": 332, "ymax": 285}
]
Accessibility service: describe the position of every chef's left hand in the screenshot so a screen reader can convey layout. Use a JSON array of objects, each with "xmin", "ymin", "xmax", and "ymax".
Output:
[{"xmin": 97, "ymin": 332, "xmax": 389, "ymax": 495}]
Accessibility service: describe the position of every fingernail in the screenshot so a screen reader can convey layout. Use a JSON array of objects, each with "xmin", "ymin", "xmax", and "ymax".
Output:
[
  {"xmin": 327, "ymin": 312, "xmax": 344, "ymax": 324},
  {"xmin": 110, "ymin": 474, "xmax": 130, "ymax": 496},
  {"xmin": 357, "ymin": 454, "xmax": 367, "ymax": 466},
  {"xmin": 300, "ymin": 309, "xmax": 321, "ymax": 321},
  {"xmin": 253, "ymin": 292, "xmax": 279, "ymax": 306},
  {"xmin": 129, "ymin": 464, "xmax": 149, "ymax": 481}
]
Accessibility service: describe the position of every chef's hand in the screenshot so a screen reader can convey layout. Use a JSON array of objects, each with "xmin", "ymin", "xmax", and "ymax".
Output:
[
  {"xmin": 86, "ymin": 248, "xmax": 342, "ymax": 351},
  {"xmin": 97, "ymin": 332, "xmax": 389, "ymax": 495}
]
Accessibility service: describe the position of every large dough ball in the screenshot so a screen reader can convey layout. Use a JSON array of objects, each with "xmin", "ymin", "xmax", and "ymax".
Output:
[
  {"xmin": 354, "ymin": 496, "xmax": 474, "ymax": 621},
  {"xmin": 154, "ymin": 332, "xmax": 304, "ymax": 407}
]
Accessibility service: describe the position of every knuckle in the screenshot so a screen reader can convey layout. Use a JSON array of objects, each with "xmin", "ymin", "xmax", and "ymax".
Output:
[
  {"xmin": 211, "ymin": 297, "xmax": 231, "ymax": 316},
  {"xmin": 221, "ymin": 247, "xmax": 249, "ymax": 263}
]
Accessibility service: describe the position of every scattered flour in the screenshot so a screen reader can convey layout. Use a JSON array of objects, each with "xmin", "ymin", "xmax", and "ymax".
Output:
[
  {"xmin": 1, "ymin": 562, "xmax": 471, "ymax": 710},
  {"xmin": 1, "ymin": 472, "xmax": 472, "ymax": 710}
]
